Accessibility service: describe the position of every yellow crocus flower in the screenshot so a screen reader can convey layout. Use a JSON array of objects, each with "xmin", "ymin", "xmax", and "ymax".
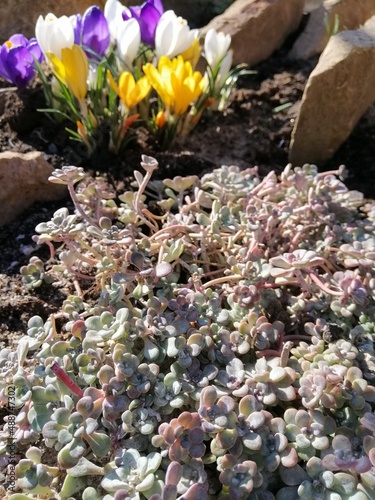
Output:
[
  {"xmin": 107, "ymin": 70, "xmax": 151, "ymax": 111},
  {"xmin": 181, "ymin": 38, "xmax": 201, "ymax": 69},
  {"xmin": 143, "ymin": 55, "xmax": 206, "ymax": 116},
  {"xmin": 48, "ymin": 44, "xmax": 88, "ymax": 100}
]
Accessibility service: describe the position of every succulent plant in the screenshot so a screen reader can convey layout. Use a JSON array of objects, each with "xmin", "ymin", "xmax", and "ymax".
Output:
[
  {"xmin": 3, "ymin": 157, "xmax": 375, "ymax": 498},
  {"xmin": 101, "ymin": 448, "xmax": 162, "ymax": 496}
]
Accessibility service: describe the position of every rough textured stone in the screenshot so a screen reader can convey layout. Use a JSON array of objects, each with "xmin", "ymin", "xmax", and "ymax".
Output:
[
  {"xmin": 289, "ymin": 18, "xmax": 375, "ymax": 166},
  {"xmin": 201, "ymin": 0, "xmax": 305, "ymax": 67},
  {"xmin": 0, "ymin": 0, "xmax": 106, "ymax": 41},
  {"xmin": 0, "ymin": 151, "xmax": 67, "ymax": 226},
  {"xmin": 289, "ymin": 0, "xmax": 375, "ymax": 60}
]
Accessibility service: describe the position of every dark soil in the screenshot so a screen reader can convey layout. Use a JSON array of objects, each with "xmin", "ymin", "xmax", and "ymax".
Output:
[{"xmin": 1, "ymin": 40, "xmax": 375, "ymax": 344}]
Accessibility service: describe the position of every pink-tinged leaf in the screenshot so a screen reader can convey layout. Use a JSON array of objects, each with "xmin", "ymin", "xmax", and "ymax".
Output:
[
  {"xmin": 177, "ymin": 411, "xmax": 193, "ymax": 428},
  {"xmin": 71, "ymin": 320, "xmax": 86, "ymax": 340},
  {"xmin": 200, "ymin": 386, "xmax": 217, "ymax": 407},
  {"xmin": 169, "ymin": 440, "xmax": 188, "ymax": 461},
  {"xmin": 189, "ymin": 442, "xmax": 206, "ymax": 458},
  {"xmin": 155, "ymin": 261, "xmax": 173, "ymax": 277},
  {"xmin": 321, "ymin": 454, "xmax": 341, "ymax": 471},
  {"xmin": 190, "ymin": 427, "xmax": 204, "ymax": 444},
  {"xmin": 165, "ymin": 461, "xmax": 182, "ymax": 485},
  {"xmin": 218, "ymin": 395, "xmax": 235, "ymax": 413},
  {"xmin": 76, "ymin": 396, "xmax": 94, "ymax": 418},
  {"xmin": 280, "ymin": 446, "xmax": 298, "ymax": 467},
  {"xmin": 217, "ymin": 429, "xmax": 237, "ymax": 450}
]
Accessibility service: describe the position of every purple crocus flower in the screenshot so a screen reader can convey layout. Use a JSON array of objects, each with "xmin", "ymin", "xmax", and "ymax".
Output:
[
  {"xmin": 71, "ymin": 14, "xmax": 83, "ymax": 45},
  {"xmin": 0, "ymin": 34, "xmax": 43, "ymax": 87},
  {"xmin": 123, "ymin": 0, "xmax": 164, "ymax": 47},
  {"xmin": 71, "ymin": 6, "xmax": 110, "ymax": 59}
]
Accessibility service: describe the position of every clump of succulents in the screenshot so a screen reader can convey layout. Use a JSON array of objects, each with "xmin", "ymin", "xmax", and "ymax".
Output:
[{"xmin": 1, "ymin": 156, "xmax": 375, "ymax": 499}]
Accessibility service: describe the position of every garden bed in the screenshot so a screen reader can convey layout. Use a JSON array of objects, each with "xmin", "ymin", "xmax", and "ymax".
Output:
[{"xmin": 1, "ymin": 42, "xmax": 375, "ymax": 341}]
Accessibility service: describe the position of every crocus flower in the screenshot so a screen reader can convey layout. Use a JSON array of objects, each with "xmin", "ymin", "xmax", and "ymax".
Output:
[
  {"xmin": 35, "ymin": 13, "xmax": 75, "ymax": 59},
  {"xmin": 204, "ymin": 28, "xmax": 231, "ymax": 69},
  {"xmin": 104, "ymin": 0, "xmax": 127, "ymax": 41},
  {"xmin": 0, "ymin": 34, "xmax": 43, "ymax": 87},
  {"xmin": 116, "ymin": 18, "xmax": 141, "ymax": 70},
  {"xmin": 107, "ymin": 70, "xmax": 150, "ymax": 110},
  {"xmin": 214, "ymin": 50, "xmax": 233, "ymax": 90},
  {"xmin": 71, "ymin": 6, "xmax": 110, "ymax": 59},
  {"xmin": 155, "ymin": 11, "xmax": 198, "ymax": 59},
  {"xmin": 181, "ymin": 37, "xmax": 201, "ymax": 70},
  {"xmin": 48, "ymin": 44, "xmax": 89, "ymax": 100},
  {"xmin": 143, "ymin": 55, "xmax": 206, "ymax": 115},
  {"xmin": 70, "ymin": 14, "xmax": 83, "ymax": 45},
  {"xmin": 122, "ymin": 0, "xmax": 164, "ymax": 47}
]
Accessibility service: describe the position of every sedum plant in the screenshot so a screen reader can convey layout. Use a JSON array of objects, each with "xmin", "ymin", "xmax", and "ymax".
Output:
[{"xmin": 1, "ymin": 157, "xmax": 375, "ymax": 499}]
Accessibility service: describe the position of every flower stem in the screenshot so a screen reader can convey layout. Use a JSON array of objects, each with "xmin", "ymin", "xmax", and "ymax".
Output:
[{"xmin": 50, "ymin": 361, "xmax": 83, "ymax": 397}]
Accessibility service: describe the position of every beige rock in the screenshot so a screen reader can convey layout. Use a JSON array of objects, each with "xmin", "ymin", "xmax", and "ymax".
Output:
[
  {"xmin": 289, "ymin": 19, "xmax": 375, "ymax": 166},
  {"xmin": 201, "ymin": 0, "xmax": 305, "ymax": 67},
  {"xmin": 0, "ymin": 151, "xmax": 67, "ymax": 226},
  {"xmin": 289, "ymin": 0, "xmax": 375, "ymax": 60},
  {"xmin": 0, "ymin": 0, "xmax": 106, "ymax": 41}
]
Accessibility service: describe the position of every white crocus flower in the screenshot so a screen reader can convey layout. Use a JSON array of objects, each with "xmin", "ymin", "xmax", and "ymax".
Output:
[
  {"xmin": 35, "ymin": 13, "xmax": 74, "ymax": 59},
  {"xmin": 204, "ymin": 28, "xmax": 231, "ymax": 69},
  {"xmin": 155, "ymin": 10, "xmax": 198, "ymax": 59},
  {"xmin": 116, "ymin": 18, "xmax": 141, "ymax": 71},
  {"xmin": 104, "ymin": 0, "xmax": 130, "ymax": 42},
  {"xmin": 215, "ymin": 50, "xmax": 233, "ymax": 89}
]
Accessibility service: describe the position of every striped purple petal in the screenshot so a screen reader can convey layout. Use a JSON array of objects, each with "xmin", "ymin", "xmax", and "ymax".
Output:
[
  {"xmin": 81, "ymin": 6, "xmax": 110, "ymax": 58},
  {"xmin": 0, "ymin": 43, "xmax": 36, "ymax": 87},
  {"xmin": 123, "ymin": 0, "xmax": 164, "ymax": 47}
]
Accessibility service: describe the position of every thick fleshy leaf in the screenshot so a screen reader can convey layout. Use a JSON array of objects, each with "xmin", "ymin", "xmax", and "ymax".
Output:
[
  {"xmin": 60, "ymin": 474, "xmax": 87, "ymax": 498},
  {"xmin": 217, "ymin": 428, "xmax": 237, "ymax": 449},
  {"xmin": 84, "ymin": 418, "xmax": 98, "ymax": 435},
  {"xmin": 200, "ymin": 385, "xmax": 217, "ymax": 407},
  {"xmin": 67, "ymin": 457, "xmax": 104, "ymax": 477},
  {"xmin": 248, "ymin": 411, "xmax": 265, "ymax": 429},
  {"xmin": 85, "ymin": 431, "xmax": 110, "ymax": 457},
  {"xmin": 243, "ymin": 432, "xmax": 262, "ymax": 450},
  {"xmin": 155, "ymin": 261, "xmax": 173, "ymax": 277},
  {"xmin": 147, "ymin": 452, "xmax": 162, "ymax": 474},
  {"xmin": 165, "ymin": 461, "xmax": 182, "ymax": 485},
  {"xmin": 279, "ymin": 463, "xmax": 309, "ymax": 486},
  {"xmin": 58, "ymin": 446, "xmax": 82, "ymax": 469},
  {"xmin": 296, "ymin": 434, "xmax": 311, "ymax": 449},
  {"xmin": 136, "ymin": 472, "xmax": 155, "ymax": 492},
  {"xmin": 281, "ymin": 447, "xmax": 298, "ymax": 467}
]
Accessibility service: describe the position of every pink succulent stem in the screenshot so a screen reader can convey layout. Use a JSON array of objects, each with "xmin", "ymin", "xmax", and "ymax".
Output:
[
  {"xmin": 67, "ymin": 182, "xmax": 98, "ymax": 227},
  {"xmin": 308, "ymin": 271, "xmax": 343, "ymax": 296},
  {"xmin": 50, "ymin": 361, "xmax": 83, "ymax": 398}
]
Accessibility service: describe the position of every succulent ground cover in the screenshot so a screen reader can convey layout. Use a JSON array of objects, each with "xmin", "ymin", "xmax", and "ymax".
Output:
[
  {"xmin": 1, "ymin": 1, "xmax": 375, "ymax": 499},
  {"xmin": 1, "ymin": 154, "xmax": 375, "ymax": 499}
]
